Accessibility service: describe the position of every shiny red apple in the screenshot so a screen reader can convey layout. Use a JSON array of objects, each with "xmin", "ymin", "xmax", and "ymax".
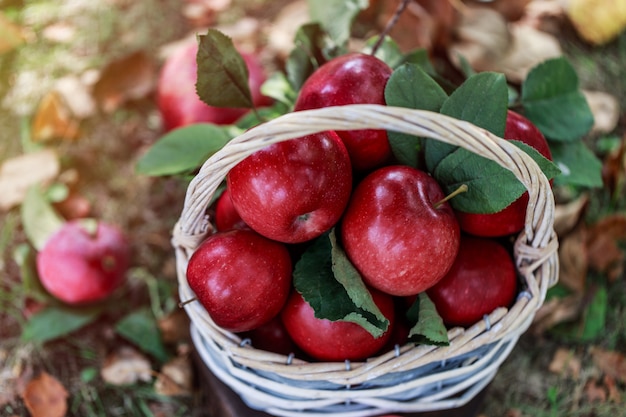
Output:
[
  {"xmin": 427, "ymin": 235, "xmax": 518, "ymax": 327},
  {"xmin": 157, "ymin": 40, "xmax": 271, "ymax": 131},
  {"xmin": 227, "ymin": 130, "xmax": 352, "ymax": 244},
  {"xmin": 214, "ymin": 188, "xmax": 247, "ymax": 232},
  {"xmin": 186, "ymin": 229, "xmax": 292, "ymax": 333},
  {"xmin": 340, "ymin": 165, "xmax": 460, "ymax": 296},
  {"xmin": 294, "ymin": 52, "xmax": 393, "ymax": 172},
  {"xmin": 456, "ymin": 110, "xmax": 553, "ymax": 237},
  {"xmin": 281, "ymin": 289, "xmax": 395, "ymax": 361},
  {"xmin": 36, "ymin": 220, "xmax": 130, "ymax": 304}
]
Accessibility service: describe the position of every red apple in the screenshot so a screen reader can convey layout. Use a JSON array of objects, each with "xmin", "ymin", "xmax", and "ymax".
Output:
[
  {"xmin": 340, "ymin": 165, "xmax": 460, "ymax": 296},
  {"xmin": 456, "ymin": 110, "xmax": 553, "ymax": 237},
  {"xmin": 227, "ymin": 130, "xmax": 352, "ymax": 244},
  {"xmin": 427, "ymin": 235, "xmax": 518, "ymax": 327},
  {"xmin": 294, "ymin": 52, "xmax": 393, "ymax": 172},
  {"xmin": 186, "ymin": 229, "xmax": 292, "ymax": 333},
  {"xmin": 214, "ymin": 188, "xmax": 247, "ymax": 232},
  {"xmin": 240, "ymin": 315, "xmax": 298, "ymax": 356},
  {"xmin": 281, "ymin": 289, "xmax": 395, "ymax": 361},
  {"xmin": 36, "ymin": 220, "xmax": 130, "ymax": 305},
  {"xmin": 157, "ymin": 40, "xmax": 271, "ymax": 131}
]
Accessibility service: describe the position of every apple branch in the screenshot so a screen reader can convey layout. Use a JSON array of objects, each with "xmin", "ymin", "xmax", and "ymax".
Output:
[
  {"xmin": 434, "ymin": 184, "xmax": 468, "ymax": 209},
  {"xmin": 370, "ymin": 0, "xmax": 411, "ymax": 56}
]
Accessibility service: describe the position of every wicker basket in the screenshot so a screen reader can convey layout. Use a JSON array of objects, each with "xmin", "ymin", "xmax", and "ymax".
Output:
[{"xmin": 172, "ymin": 104, "xmax": 560, "ymax": 417}]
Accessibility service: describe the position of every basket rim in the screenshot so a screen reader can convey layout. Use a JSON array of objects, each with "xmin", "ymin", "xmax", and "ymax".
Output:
[{"xmin": 171, "ymin": 104, "xmax": 560, "ymax": 399}]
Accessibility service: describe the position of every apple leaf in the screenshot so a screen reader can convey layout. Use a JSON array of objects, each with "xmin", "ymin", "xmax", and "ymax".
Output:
[
  {"xmin": 385, "ymin": 63, "xmax": 448, "ymax": 168},
  {"xmin": 406, "ymin": 293, "xmax": 449, "ymax": 346},
  {"xmin": 286, "ymin": 23, "xmax": 337, "ymax": 91},
  {"xmin": 307, "ymin": 0, "xmax": 368, "ymax": 47},
  {"xmin": 115, "ymin": 308, "xmax": 170, "ymax": 363},
  {"xmin": 21, "ymin": 306, "xmax": 102, "ymax": 344},
  {"xmin": 434, "ymin": 141, "xmax": 560, "ymax": 214},
  {"xmin": 260, "ymin": 72, "xmax": 298, "ymax": 107},
  {"xmin": 20, "ymin": 185, "xmax": 65, "ymax": 251},
  {"xmin": 550, "ymin": 141, "xmax": 603, "ymax": 188},
  {"xmin": 521, "ymin": 57, "xmax": 594, "ymax": 142},
  {"xmin": 424, "ymin": 72, "xmax": 509, "ymax": 174},
  {"xmin": 196, "ymin": 29, "xmax": 253, "ymax": 109},
  {"xmin": 293, "ymin": 230, "xmax": 390, "ymax": 338},
  {"xmin": 13, "ymin": 243, "xmax": 52, "ymax": 303},
  {"xmin": 135, "ymin": 124, "xmax": 236, "ymax": 176}
]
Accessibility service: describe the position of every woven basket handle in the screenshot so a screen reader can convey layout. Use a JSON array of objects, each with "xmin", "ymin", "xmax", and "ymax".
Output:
[{"xmin": 174, "ymin": 104, "xmax": 556, "ymax": 256}]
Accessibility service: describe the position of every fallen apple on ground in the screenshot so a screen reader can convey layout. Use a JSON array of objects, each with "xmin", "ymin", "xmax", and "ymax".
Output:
[
  {"xmin": 36, "ymin": 219, "xmax": 130, "ymax": 305},
  {"xmin": 157, "ymin": 40, "xmax": 271, "ymax": 131}
]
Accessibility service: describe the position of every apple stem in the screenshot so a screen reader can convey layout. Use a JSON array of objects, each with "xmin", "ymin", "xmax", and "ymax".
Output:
[
  {"xmin": 370, "ymin": 0, "xmax": 410, "ymax": 56},
  {"xmin": 178, "ymin": 297, "xmax": 197, "ymax": 308},
  {"xmin": 434, "ymin": 184, "xmax": 468, "ymax": 209}
]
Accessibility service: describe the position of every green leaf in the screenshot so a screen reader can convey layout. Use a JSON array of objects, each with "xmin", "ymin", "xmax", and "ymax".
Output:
[
  {"xmin": 13, "ymin": 243, "xmax": 52, "ymax": 303},
  {"xmin": 22, "ymin": 306, "xmax": 101, "ymax": 343},
  {"xmin": 329, "ymin": 230, "xmax": 389, "ymax": 332},
  {"xmin": 293, "ymin": 230, "xmax": 389, "ymax": 338},
  {"xmin": 260, "ymin": 72, "xmax": 298, "ymax": 107},
  {"xmin": 521, "ymin": 57, "xmax": 594, "ymax": 141},
  {"xmin": 434, "ymin": 141, "xmax": 560, "ymax": 214},
  {"xmin": 550, "ymin": 141, "xmax": 603, "ymax": 188},
  {"xmin": 406, "ymin": 293, "xmax": 449, "ymax": 346},
  {"xmin": 286, "ymin": 23, "xmax": 336, "ymax": 90},
  {"xmin": 307, "ymin": 0, "xmax": 368, "ymax": 47},
  {"xmin": 384, "ymin": 63, "xmax": 448, "ymax": 168},
  {"xmin": 362, "ymin": 35, "xmax": 405, "ymax": 69},
  {"xmin": 578, "ymin": 285, "xmax": 607, "ymax": 341},
  {"xmin": 235, "ymin": 101, "xmax": 290, "ymax": 130},
  {"xmin": 135, "ymin": 124, "xmax": 235, "ymax": 176},
  {"xmin": 20, "ymin": 185, "xmax": 65, "ymax": 251},
  {"xmin": 196, "ymin": 29, "xmax": 253, "ymax": 109},
  {"xmin": 115, "ymin": 308, "xmax": 170, "ymax": 363},
  {"xmin": 425, "ymin": 72, "xmax": 509, "ymax": 173}
]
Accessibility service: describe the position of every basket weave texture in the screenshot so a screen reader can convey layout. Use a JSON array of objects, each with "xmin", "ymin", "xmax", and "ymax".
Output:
[{"xmin": 172, "ymin": 104, "xmax": 560, "ymax": 417}]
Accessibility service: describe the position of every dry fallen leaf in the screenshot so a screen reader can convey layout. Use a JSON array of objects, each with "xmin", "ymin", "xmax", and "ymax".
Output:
[
  {"xmin": 532, "ymin": 293, "xmax": 585, "ymax": 334},
  {"xmin": 465, "ymin": 0, "xmax": 532, "ymax": 22},
  {"xmin": 183, "ymin": 0, "xmax": 232, "ymax": 27},
  {"xmin": 590, "ymin": 346, "xmax": 626, "ymax": 384},
  {"xmin": 549, "ymin": 347, "xmax": 582, "ymax": 379},
  {"xmin": 449, "ymin": 6, "xmax": 563, "ymax": 83},
  {"xmin": 586, "ymin": 214, "xmax": 626, "ymax": 281},
  {"xmin": 585, "ymin": 377, "xmax": 608, "ymax": 403},
  {"xmin": 554, "ymin": 193, "xmax": 588, "ymax": 237},
  {"xmin": 370, "ymin": 0, "xmax": 458, "ymax": 53},
  {"xmin": 0, "ymin": 149, "xmax": 60, "ymax": 211},
  {"xmin": 604, "ymin": 375, "xmax": 622, "ymax": 403},
  {"xmin": 558, "ymin": 223, "xmax": 589, "ymax": 294},
  {"xmin": 31, "ymin": 91, "xmax": 81, "ymax": 143},
  {"xmin": 584, "ymin": 90, "xmax": 621, "ymax": 135},
  {"xmin": 265, "ymin": 0, "xmax": 310, "ymax": 60},
  {"xmin": 157, "ymin": 309, "xmax": 190, "ymax": 345},
  {"xmin": 21, "ymin": 372, "xmax": 68, "ymax": 417},
  {"xmin": 567, "ymin": 0, "xmax": 626, "ymax": 45},
  {"xmin": 92, "ymin": 51, "xmax": 156, "ymax": 113},
  {"xmin": 53, "ymin": 75, "xmax": 97, "ymax": 120},
  {"xmin": 601, "ymin": 135, "xmax": 626, "ymax": 197},
  {"xmin": 0, "ymin": 11, "xmax": 25, "ymax": 54},
  {"xmin": 100, "ymin": 346, "xmax": 153, "ymax": 386},
  {"xmin": 154, "ymin": 355, "xmax": 193, "ymax": 396}
]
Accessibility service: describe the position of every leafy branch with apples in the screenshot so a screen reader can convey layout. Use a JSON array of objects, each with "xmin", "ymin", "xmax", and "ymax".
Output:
[{"xmin": 139, "ymin": 0, "xmax": 599, "ymax": 364}]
